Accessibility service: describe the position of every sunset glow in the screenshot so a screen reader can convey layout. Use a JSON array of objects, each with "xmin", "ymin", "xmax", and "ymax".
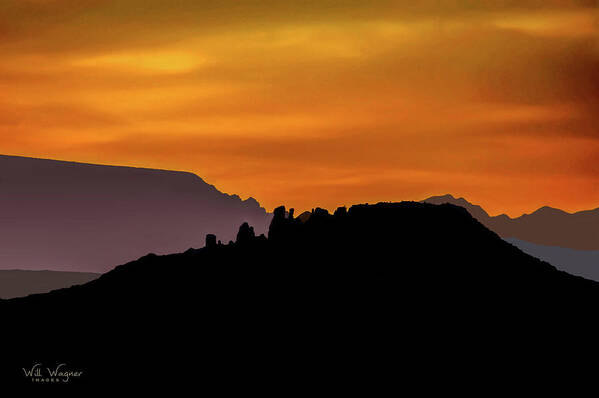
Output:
[{"xmin": 1, "ymin": 1, "xmax": 598, "ymax": 216}]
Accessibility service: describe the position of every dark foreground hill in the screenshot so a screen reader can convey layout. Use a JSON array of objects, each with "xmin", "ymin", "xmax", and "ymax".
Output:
[
  {"xmin": 1, "ymin": 202, "xmax": 597, "ymax": 388},
  {"xmin": 0, "ymin": 154, "xmax": 270, "ymax": 273}
]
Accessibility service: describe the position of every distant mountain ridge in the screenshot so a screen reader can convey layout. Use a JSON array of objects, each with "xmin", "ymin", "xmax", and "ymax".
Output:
[
  {"xmin": 504, "ymin": 238, "xmax": 599, "ymax": 282},
  {"xmin": 0, "ymin": 154, "xmax": 272, "ymax": 273},
  {"xmin": 424, "ymin": 194, "xmax": 599, "ymax": 250},
  {"xmin": 0, "ymin": 270, "xmax": 99, "ymax": 299}
]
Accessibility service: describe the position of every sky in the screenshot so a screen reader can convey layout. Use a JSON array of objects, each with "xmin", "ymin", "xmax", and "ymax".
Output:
[{"xmin": 1, "ymin": 0, "xmax": 598, "ymax": 216}]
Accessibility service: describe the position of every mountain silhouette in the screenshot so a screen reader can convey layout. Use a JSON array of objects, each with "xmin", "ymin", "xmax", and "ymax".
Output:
[
  {"xmin": 504, "ymin": 238, "xmax": 599, "ymax": 282},
  {"xmin": 1, "ymin": 201, "xmax": 596, "ymax": 387},
  {"xmin": 0, "ymin": 270, "xmax": 99, "ymax": 299},
  {"xmin": 0, "ymin": 154, "xmax": 271, "ymax": 273},
  {"xmin": 424, "ymin": 194, "xmax": 599, "ymax": 250}
]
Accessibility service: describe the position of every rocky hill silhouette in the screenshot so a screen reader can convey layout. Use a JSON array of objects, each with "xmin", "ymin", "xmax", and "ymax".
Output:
[
  {"xmin": 424, "ymin": 194, "xmax": 599, "ymax": 250},
  {"xmin": 1, "ymin": 201, "xmax": 597, "ymax": 387},
  {"xmin": 0, "ymin": 154, "xmax": 271, "ymax": 273}
]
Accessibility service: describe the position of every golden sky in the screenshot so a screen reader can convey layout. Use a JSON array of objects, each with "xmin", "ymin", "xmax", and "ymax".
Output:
[{"xmin": 1, "ymin": 0, "xmax": 598, "ymax": 216}]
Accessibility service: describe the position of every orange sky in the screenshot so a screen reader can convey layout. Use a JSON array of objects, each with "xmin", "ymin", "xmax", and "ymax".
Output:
[{"xmin": 1, "ymin": 1, "xmax": 598, "ymax": 216}]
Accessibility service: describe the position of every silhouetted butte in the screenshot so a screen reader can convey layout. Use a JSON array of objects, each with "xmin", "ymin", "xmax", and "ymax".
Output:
[{"xmin": 1, "ymin": 201, "xmax": 596, "ymax": 387}]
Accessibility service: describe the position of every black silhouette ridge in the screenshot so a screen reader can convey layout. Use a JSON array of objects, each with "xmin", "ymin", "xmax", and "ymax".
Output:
[{"xmin": 1, "ymin": 201, "xmax": 596, "ymax": 387}]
